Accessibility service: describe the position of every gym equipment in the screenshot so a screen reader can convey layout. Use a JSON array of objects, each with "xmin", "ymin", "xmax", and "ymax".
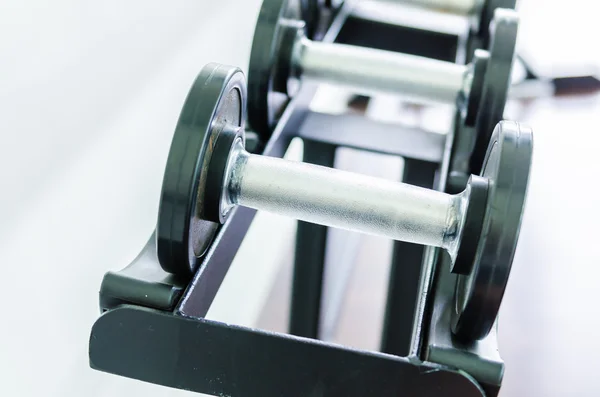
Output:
[
  {"xmin": 511, "ymin": 55, "xmax": 600, "ymax": 98},
  {"xmin": 248, "ymin": 0, "xmax": 518, "ymax": 175},
  {"xmin": 297, "ymin": 0, "xmax": 516, "ymax": 60},
  {"xmin": 90, "ymin": 61, "xmax": 529, "ymax": 397},
  {"xmin": 159, "ymin": 63, "xmax": 532, "ymax": 341},
  {"xmin": 382, "ymin": 0, "xmax": 490, "ymax": 15},
  {"xmin": 91, "ymin": 0, "xmax": 532, "ymax": 391},
  {"xmin": 379, "ymin": 0, "xmax": 515, "ymax": 43},
  {"xmin": 156, "ymin": 65, "xmax": 245, "ymax": 276}
]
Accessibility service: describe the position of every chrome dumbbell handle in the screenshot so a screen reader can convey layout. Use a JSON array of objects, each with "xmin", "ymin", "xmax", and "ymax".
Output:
[
  {"xmin": 377, "ymin": 0, "xmax": 485, "ymax": 15},
  {"xmin": 219, "ymin": 132, "xmax": 472, "ymax": 261},
  {"xmin": 291, "ymin": 31, "xmax": 471, "ymax": 104}
]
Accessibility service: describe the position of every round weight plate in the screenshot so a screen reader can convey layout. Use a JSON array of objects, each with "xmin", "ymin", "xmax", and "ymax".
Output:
[
  {"xmin": 451, "ymin": 121, "xmax": 532, "ymax": 341},
  {"xmin": 157, "ymin": 63, "xmax": 246, "ymax": 276},
  {"xmin": 469, "ymin": 9, "xmax": 518, "ymax": 175},
  {"xmin": 477, "ymin": 0, "xmax": 517, "ymax": 37},
  {"xmin": 467, "ymin": 0, "xmax": 516, "ymax": 57},
  {"xmin": 248, "ymin": 0, "xmax": 300, "ymax": 138}
]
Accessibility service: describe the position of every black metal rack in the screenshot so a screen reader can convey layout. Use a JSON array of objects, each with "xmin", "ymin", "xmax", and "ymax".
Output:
[{"xmin": 89, "ymin": 4, "xmax": 506, "ymax": 396}]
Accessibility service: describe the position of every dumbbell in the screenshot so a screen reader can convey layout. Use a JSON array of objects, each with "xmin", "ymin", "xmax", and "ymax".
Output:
[
  {"xmin": 156, "ymin": 63, "xmax": 532, "ymax": 341},
  {"xmin": 378, "ymin": 0, "xmax": 515, "ymax": 42},
  {"xmin": 380, "ymin": 0, "xmax": 486, "ymax": 14},
  {"xmin": 302, "ymin": 0, "xmax": 515, "ymax": 49},
  {"xmin": 248, "ymin": 0, "xmax": 518, "ymax": 175}
]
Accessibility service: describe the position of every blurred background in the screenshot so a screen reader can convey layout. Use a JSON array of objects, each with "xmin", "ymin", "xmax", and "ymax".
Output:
[{"xmin": 1, "ymin": 0, "xmax": 599, "ymax": 396}]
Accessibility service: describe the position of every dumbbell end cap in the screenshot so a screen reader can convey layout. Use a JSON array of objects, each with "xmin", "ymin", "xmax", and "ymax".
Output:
[
  {"xmin": 204, "ymin": 125, "xmax": 245, "ymax": 224},
  {"xmin": 451, "ymin": 175, "xmax": 489, "ymax": 275},
  {"xmin": 157, "ymin": 63, "xmax": 246, "ymax": 277}
]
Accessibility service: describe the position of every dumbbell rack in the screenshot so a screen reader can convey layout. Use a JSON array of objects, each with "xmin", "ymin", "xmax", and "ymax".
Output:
[{"xmin": 90, "ymin": 4, "xmax": 505, "ymax": 397}]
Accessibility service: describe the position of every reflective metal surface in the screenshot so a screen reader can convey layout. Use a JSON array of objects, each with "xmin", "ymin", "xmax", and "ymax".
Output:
[
  {"xmin": 380, "ymin": 0, "xmax": 482, "ymax": 15},
  {"xmin": 294, "ymin": 34, "xmax": 469, "ymax": 103},
  {"xmin": 225, "ymin": 140, "xmax": 467, "ymax": 253}
]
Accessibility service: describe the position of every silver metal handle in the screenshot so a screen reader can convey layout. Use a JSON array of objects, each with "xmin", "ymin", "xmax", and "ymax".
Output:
[
  {"xmin": 378, "ymin": 0, "xmax": 483, "ymax": 15},
  {"xmin": 293, "ymin": 35, "xmax": 470, "ymax": 104},
  {"xmin": 222, "ymin": 138, "xmax": 470, "ymax": 260}
]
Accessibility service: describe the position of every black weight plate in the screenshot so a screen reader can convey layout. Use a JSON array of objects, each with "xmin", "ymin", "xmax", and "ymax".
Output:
[
  {"xmin": 463, "ymin": 49, "xmax": 489, "ymax": 127},
  {"xmin": 467, "ymin": 0, "xmax": 516, "ymax": 57},
  {"xmin": 157, "ymin": 63, "xmax": 246, "ymax": 276},
  {"xmin": 452, "ymin": 121, "xmax": 532, "ymax": 341},
  {"xmin": 477, "ymin": 0, "xmax": 517, "ymax": 37},
  {"xmin": 469, "ymin": 8, "xmax": 518, "ymax": 174},
  {"xmin": 248, "ymin": 0, "xmax": 300, "ymax": 138}
]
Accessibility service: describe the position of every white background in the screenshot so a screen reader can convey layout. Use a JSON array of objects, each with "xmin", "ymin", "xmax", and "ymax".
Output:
[
  {"xmin": 0, "ymin": 1, "xmax": 276, "ymax": 396},
  {"xmin": 1, "ymin": 0, "xmax": 599, "ymax": 396}
]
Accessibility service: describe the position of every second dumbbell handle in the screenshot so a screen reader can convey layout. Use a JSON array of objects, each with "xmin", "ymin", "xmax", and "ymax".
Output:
[
  {"xmin": 293, "ymin": 36, "xmax": 470, "ymax": 104},
  {"xmin": 223, "ymin": 139, "xmax": 468, "ymax": 259},
  {"xmin": 380, "ymin": 0, "xmax": 483, "ymax": 15}
]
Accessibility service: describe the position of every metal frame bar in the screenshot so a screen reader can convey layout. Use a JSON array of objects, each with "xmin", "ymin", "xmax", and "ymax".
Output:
[
  {"xmin": 380, "ymin": 158, "xmax": 438, "ymax": 356},
  {"xmin": 90, "ymin": 306, "xmax": 484, "ymax": 397},
  {"xmin": 289, "ymin": 139, "xmax": 336, "ymax": 338},
  {"xmin": 298, "ymin": 111, "xmax": 446, "ymax": 162}
]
